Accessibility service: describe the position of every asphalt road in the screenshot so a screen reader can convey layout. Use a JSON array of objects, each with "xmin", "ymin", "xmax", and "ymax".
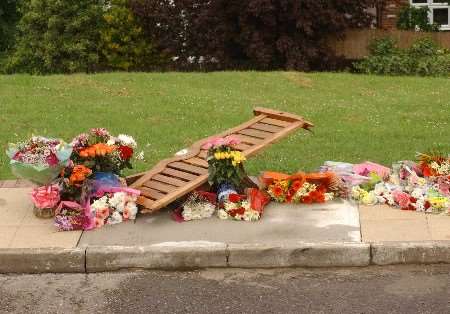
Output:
[{"xmin": 0, "ymin": 265, "xmax": 449, "ymax": 314}]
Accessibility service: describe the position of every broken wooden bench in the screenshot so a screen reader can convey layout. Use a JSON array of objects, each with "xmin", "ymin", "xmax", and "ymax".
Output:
[{"xmin": 127, "ymin": 107, "xmax": 313, "ymax": 214}]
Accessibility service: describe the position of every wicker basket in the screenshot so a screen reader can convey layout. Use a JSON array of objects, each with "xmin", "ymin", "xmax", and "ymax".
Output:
[{"xmin": 33, "ymin": 205, "xmax": 55, "ymax": 219}]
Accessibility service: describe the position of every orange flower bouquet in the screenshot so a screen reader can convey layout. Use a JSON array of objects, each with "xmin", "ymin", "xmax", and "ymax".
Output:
[{"xmin": 262, "ymin": 171, "xmax": 339, "ymax": 204}]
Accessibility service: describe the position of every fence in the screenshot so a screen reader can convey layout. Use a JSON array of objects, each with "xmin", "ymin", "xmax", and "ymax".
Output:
[{"xmin": 329, "ymin": 29, "xmax": 450, "ymax": 59}]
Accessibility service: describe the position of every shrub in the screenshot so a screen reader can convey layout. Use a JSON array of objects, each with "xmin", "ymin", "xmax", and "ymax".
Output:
[
  {"xmin": 0, "ymin": 0, "xmax": 19, "ymax": 51},
  {"xmin": 6, "ymin": 0, "xmax": 104, "ymax": 74},
  {"xmin": 100, "ymin": 0, "xmax": 164, "ymax": 71},
  {"xmin": 397, "ymin": 5, "xmax": 439, "ymax": 32},
  {"xmin": 354, "ymin": 37, "xmax": 450, "ymax": 76},
  {"xmin": 130, "ymin": 0, "xmax": 376, "ymax": 71}
]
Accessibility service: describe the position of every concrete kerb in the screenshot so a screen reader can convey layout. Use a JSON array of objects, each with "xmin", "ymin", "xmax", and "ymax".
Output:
[
  {"xmin": 85, "ymin": 241, "xmax": 228, "ymax": 272},
  {"xmin": 0, "ymin": 247, "xmax": 85, "ymax": 273},
  {"xmin": 2, "ymin": 241, "xmax": 450, "ymax": 273},
  {"xmin": 371, "ymin": 241, "xmax": 450, "ymax": 265},
  {"xmin": 228, "ymin": 242, "xmax": 371, "ymax": 268}
]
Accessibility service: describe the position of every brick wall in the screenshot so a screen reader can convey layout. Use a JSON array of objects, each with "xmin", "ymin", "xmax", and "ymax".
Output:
[{"xmin": 379, "ymin": 0, "xmax": 409, "ymax": 29}]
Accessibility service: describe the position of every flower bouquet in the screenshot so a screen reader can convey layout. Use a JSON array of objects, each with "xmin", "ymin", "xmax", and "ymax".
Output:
[
  {"xmin": 261, "ymin": 171, "xmax": 337, "ymax": 204},
  {"xmin": 217, "ymin": 188, "xmax": 270, "ymax": 221},
  {"xmin": 54, "ymin": 201, "xmax": 91, "ymax": 231},
  {"xmin": 174, "ymin": 191, "xmax": 217, "ymax": 222},
  {"xmin": 6, "ymin": 136, "xmax": 72, "ymax": 185},
  {"xmin": 417, "ymin": 150, "xmax": 450, "ymax": 177},
  {"xmin": 202, "ymin": 136, "xmax": 248, "ymax": 201},
  {"xmin": 71, "ymin": 128, "xmax": 137, "ymax": 175},
  {"xmin": 89, "ymin": 188, "xmax": 140, "ymax": 228}
]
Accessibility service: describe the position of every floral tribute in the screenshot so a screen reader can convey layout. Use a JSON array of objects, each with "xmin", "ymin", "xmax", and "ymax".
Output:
[
  {"xmin": 90, "ymin": 189, "xmax": 139, "ymax": 228},
  {"xmin": 337, "ymin": 151, "xmax": 450, "ymax": 215},
  {"xmin": 6, "ymin": 136, "xmax": 72, "ymax": 185},
  {"xmin": 173, "ymin": 191, "xmax": 217, "ymax": 222},
  {"xmin": 202, "ymin": 136, "xmax": 247, "ymax": 190},
  {"xmin": 417, "ymin": 151, "xmax": 450, "ymax": 177},
  {"xmin": 218, "ymin": 188, "xmax": 270, "ymax": 221},
  {"xmin": 7, "ymin": 128, "xmax": 143, "ymax": 231},
  {"xmin": 261, "ymin": 171, "xmax": 338, "ymax": 204}
]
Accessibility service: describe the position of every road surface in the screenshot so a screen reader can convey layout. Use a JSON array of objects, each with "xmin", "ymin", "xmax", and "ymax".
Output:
[{"xmin": 1, "ymin": 265, "xmax": 449, "ymax": 313}]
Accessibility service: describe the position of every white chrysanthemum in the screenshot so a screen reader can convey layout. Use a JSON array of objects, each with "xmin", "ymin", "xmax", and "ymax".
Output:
[
  {"xmin": 107, "ymin": 211, "xmax": 123, "ymax": 224},
  {"xmin": 361, "ymin": 191, "xmax": 377, "ymax": 206},
  {"xmin": 373, "ymin": 183, "xmax": 387, "ymax": 196},
  {"xmin": 91, "ymin": 197, "xmax": 109, "ymax": 212},
  {"xmin": 411, "ymin": 188, "xmax": 424, "ymax": 199},
  {"xmin": 109, "ymin": 192, "xmax": 126, "ymax": 211},
  {"xmin": 217, "ymin": 209, "xmax": 229, "ymax": 220},
  {"xmin": 126, "ymin": 203, "xmax": 138, "ymax": 219},
  {"xmin": 117, "ymin": 134, "xmax": 137, "ymax": 148},
  {"xmin": 106, "ymin": 138, "xmax": 116, "ymax": 146}
]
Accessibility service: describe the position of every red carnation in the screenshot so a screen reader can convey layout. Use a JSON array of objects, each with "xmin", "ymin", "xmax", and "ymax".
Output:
[
  {"xmin": 236, "ymin": 207, "xmax": 246, "ymax": 215},
  {"xmin": 119, "ymin": 145, "xmax": 133, "ymax": 160},
  {"xmin": 421, "ymin": 165, "xmax": 432, "ymax": 177},
  {"xmin": 228, "ymin": 194, "xmax": 242, "ymax": 203},
  {"xmin": 302, "ymin": 195, "xmax": 313, "ymax": 204},
  {"xmin": 290, "ymin": 180, "xmax": 303, "ymax": 192}
]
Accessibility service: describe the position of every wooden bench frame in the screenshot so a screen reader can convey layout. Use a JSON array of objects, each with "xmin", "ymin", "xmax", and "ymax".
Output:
[{"xmin": 127, "ymin": 107, "xmax": 313, "ymax": 214}]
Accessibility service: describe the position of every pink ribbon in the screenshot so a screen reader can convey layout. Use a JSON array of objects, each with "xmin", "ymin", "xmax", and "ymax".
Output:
[{"xmin": 30, "ymin": 184, "xmax": 60, "ymax": 209}]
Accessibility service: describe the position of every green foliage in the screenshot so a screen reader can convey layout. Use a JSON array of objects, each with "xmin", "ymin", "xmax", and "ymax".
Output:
[
  {"xmin": 207, "ymin": 147, "xmax": 247, "ymax": 190},
  {"xmin": 354, "ymin": 37, "xmax": 450, "ymax": 76},
  {"xmin": 6, "ymin": 0, "xmax": 104, "ymax": 74},
  {"xmin": 397, "ymin": 5, "xmax": 439, "ymax": 32},
  {"xmin": 0, "ymin": 0, "xmax": 20, "ymax": 53},
  {"xmin": 100, "ymin": 0, "xmax": 163, "ymax": 71}
]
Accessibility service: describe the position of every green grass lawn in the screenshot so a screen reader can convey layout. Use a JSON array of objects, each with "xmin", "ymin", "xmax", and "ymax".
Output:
[{"xmin": 0, "ymin": 72, "xmax": 449, "ymax": 180}]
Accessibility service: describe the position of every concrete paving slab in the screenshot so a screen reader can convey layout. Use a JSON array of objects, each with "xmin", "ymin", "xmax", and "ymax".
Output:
[
  {"xmin": 0, "ymin": 226, "xmax": 18, "ymax": 248},
  {"xmin": 359, "ymin": 205, "xmax": 425, "ymax": 220},
  {"xmin": 361, "ymin": 217, "xmax": 432, "ymax": 242},
  {"xmin": 10, "ymin": 225, "xmax": 82, "ymax": 249},
  {"xmin": 79, "ymin": 200, "xmax": 361, "ymax": 246},
  {"xmin": 427, "ymin": 215, "xmax": 450, "ymax": 241},
  {"xmin": 0, "ymin": 188, "xmax": 32, "ymax": 226}
]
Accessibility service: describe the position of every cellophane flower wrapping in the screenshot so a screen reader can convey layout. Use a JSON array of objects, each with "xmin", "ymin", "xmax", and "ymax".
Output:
[
  {"xmin": 31, "ymin": 184, "xmax": 60, "ymax": 209},
  {"xmin": 344, "ymin": 155, "xmax": 450, "ymax": 215},
  {"xmin": 179, "ymin": 191, "xmax": 217, "ymax": 221},
  {"xmin": 218, "ymin": 188, "xmax": 270, "ymax": 221},
  {"xmin": 261, "ymin": 171, "xmax": 337, "ymax": 204},
  {"xmin": 54, "ymin": 201, "xmax": 89, "ymax": 231},
  {"xmin": 6, "ymin": 136, "xmax": 72, "ymax": 185}
]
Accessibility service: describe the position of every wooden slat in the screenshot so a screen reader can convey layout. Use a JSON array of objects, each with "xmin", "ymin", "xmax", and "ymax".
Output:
[
  {"xmin": 260, "ymin": 117, "xmax": 291, "ymax": 128},
  {"xmin": 146, "ymin": 175, "xmax": 208, "ymax": 211},
  {"xmin": 197, "ymin": 150, "xmax": 208, "ymax": 159},
  {"xmin": 238, "ymin": 128, "xmax": 273, "ymax": 139},
  {"xmin": 185, "ymin": 157, "xmax": 209, "ymax": 168},
  {"xmin": 235, "ymin": 134, "xmax": 263, "ymax": 145},
  {"xmin": 251, "ymin": 122, "xmax": 282, "ymax": 133},
  {"xmin": 144, "ymin": 180, "xmax": 177, "ymax": 193},
  {"xmin": 242, "ymin": 121, "xmax": 304, "ymax": 158},
  {"xmin": 234, "ymin": 143, "xmax": 253, "ymax": 151},
  {"xmin": 168, "ymin": 161, "xmax": 208, "ymax": 175},
  {"xmin": 137, "ymin": 196, "xmax": 155, "ymax": 209},
  {"xmin": 152, "ymin": 174, "xmax": 186, "ymax": 187},
  {"xmin": 139, "ymin": 187, "xmax": 167, "ymax": 200},
  {"xmin": 161, "ymin": 168, "xmax": 199, "ymax": 181}
]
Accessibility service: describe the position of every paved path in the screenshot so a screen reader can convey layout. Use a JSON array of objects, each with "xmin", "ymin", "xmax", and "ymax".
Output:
[
  {"xmin": 0, "ymin": 185, "xmax": 450, "ymax": 249},
  {"xmin": 1, "ymin": 265, "xmax": 449, "ymax": 313}
]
